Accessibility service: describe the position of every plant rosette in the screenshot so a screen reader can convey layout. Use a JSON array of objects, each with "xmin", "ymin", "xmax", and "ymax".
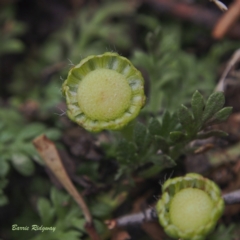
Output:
[
  {"xmin": 156, "ymin": 173, "xmax": 224, "ymax": 240},
  {"xmin": 62, "ymin": 52, "xmax": 146, "ymax": 132}
]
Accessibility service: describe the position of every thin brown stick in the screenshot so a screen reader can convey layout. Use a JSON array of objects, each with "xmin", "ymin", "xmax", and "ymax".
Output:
[
  {"xmin": 215, "ymin": 49, "xmax": 240, "ymax": 92},
  {"xmin": 210, "ymin": 0, "xmax": 228, "ymax": 12},
  {"xmin": 105, "ymin": 208, "xmax": 158, "ymax": 229},
  {"xmin": 84, "ymin": 224, "xmax": 101, "ymax": 240},
  {"xmin": 223, "ymin": 189, "xmax": 240, "ymax": 204},
  {"xmin": 106, "ymin": 190, "xmax": 240, "ymax": 229},
  {"xmin": 143, "ymin": 0, "xmax": 240, "ymax": 39},
  {"xmin": 212, "ymin": 0, "xmax": 240, "ymax": 39},
  {"xmin": 32, "ymin": 135, "xmax": 92, "ymax": 223}
]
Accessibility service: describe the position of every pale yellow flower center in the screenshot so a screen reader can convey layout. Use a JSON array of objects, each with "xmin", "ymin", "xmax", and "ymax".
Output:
[
  {"xmin": 77, "ymin": 68, "xmax": 132, "ymax": 121},
  {"xmin": 169, "ymin": 188, "xmax": 213, "ymax": 232}
]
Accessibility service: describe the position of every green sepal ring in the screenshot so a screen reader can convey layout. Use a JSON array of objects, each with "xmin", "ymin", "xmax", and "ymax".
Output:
[
  {"xmin": 156, "ymin": 173, "xmax": 224, "ymax": 240},
  {"xmin": 62, "ymin": 52, "xmax": 146, "ymax": 132}
]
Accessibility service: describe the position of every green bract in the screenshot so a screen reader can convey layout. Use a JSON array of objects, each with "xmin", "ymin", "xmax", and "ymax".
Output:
[
  {"xmin": 156, "ymin": 173, "xmax": 224, "ymax": 240},
  {"xmin": 62, "ymin": 52, "xmax": 146, "ymax": 132}
]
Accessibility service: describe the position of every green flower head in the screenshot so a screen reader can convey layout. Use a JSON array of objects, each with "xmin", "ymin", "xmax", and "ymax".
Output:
[
  {"xmin": 156, "ymin": 173, "xmax": 224, "ymax": 240},
  {"xmin": 62, "ymin": 52, "xmax": 146, "ymax": 132}
]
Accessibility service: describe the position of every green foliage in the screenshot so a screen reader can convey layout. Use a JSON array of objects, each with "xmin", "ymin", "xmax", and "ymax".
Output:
[
  {"xmin": 178, "ymin": 91, "xmax": 231, "ymax": 135},
  {"xmin": 37, "ymin": 197, "xmax": 55, "ymax": 226},
  {"xmin": 0, "ymin": 1, "xmax": 238, "ymax": 239},
  {"xmin": 115, "ymin": 91, "xmax": 232, "ymax": 178},
  {"xmin": 202, "ymin": 92, "xmax": 225, "ymax": 122},
  {"xmin": 131, "ymin": 25, "xmax": 210, "ymax": 113},
  {"xmin": 0, "ymin": 108, "xmax": 62, "ymax": 175},
  {"xmin": 28, "ymin": 187, "xmax": 84, "ymax": 240},
  {"xmin": 39, "ymin": 0, "xmax": 135, "ymax": 64},
  {"xmin": 208, "ymin": 224, "xmax": 236, "ymax": 240},
  {"xmin": 131, "ymin": 23, "xmax": 239, "ymax": 114},
  {"xmin": 0, "ymin": 6, "xmax": 26, "ymax": 55},
  {"xmin": 8, "ymin": 1, "xmax": 135, "ymax": 104},
  {"xmin": 26, "ymin": 187, "xmax": 109, "ymax": 240},
  {"xmin": 0, "ymin": 178, "xmax": 8, "ymax": 206},
  {"xmin": 0, "ymin": 107, "xmax": 61, "ymax": 205}
]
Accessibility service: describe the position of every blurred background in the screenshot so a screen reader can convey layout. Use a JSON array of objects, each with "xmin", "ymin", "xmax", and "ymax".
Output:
[{"xmin": 0, "ymin": 0, "xmax": 240, "ymax": 239}]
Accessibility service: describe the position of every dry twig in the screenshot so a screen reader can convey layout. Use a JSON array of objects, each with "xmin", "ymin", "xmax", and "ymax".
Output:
[
  {"xmin": 144, "ymin": 0, "xmax": 240, "ymax": 39},
  {"xmin": 212, "ymin": 0, "xmax": 240, "ymax": 39},
  {"xmin": 215, "ymin": 49, "xmax": 240, "ymax": 92},
  {"xmin": 223, "ymin": 189, "xmax": 240, "ymax": 204},
  {"xmin": 106, "ymin": 190, "xmax": 240, "ymax": 229},
  {"xmin": 210, "ymin": 0, "xmax": 228, "ymax": 12}
]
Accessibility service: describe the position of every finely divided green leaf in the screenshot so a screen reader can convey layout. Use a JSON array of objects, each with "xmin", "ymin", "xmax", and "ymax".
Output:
[
  {"xmin": 154, "ymin": 136, "xmax": 169, "ymax": 153},
  {"xmin": 89, "ymin": 201, "xmax": 112, "ymax": 218},
  {"xmin": 208, "ymin": 224, "xmax": 235, "ymax": 240},
  {"xmin": 169, "ymin": 142, "xmax": 186, "ymax": 160},
  {"xmin": 159, "ymin": 112, "xmax": 179, "ymax": 138},
  {"xmin": 191, "ymin": 90, "xmax": 205, "ymax": 127},
  {"xmin": 211, "ymin": 107, "xmax": 233, "ymax": 123},
  {"xmin": 0, "ymin": 131, "xmax": 14, "ymax": 144},
  {"xmin": 20, "ymin": 142, "xmax": 38, "ymax": 157},
  {"xmin": 138, "ymin": 164, "xmax": 162, "ymax": 178},
  {"xmin": 93, "ymin": 219, "xmax": 107, "ymax": 235},
  {"xmin": 148, "ymin": 118, "xmax": 161, "ymax": 136},
  {"xmin": 133, "ymin": 122, "xmax": 147, "ymax": 150},
  {"xmin": 159, "ymin": 111, "xmax": 171, "ymax": 138},
  {"xmin": 56, "ymin": 230, "xmax": 82, "ymax": 240},
  {"xmin": 64, "ymin": 205, "xmax": 83, "ymax": 223},
  {"xmin": 50, "ymin": 187, "xmax": 69, "ymax": 206},
  {"xmin": 0, "ymin": 109, "xmax": 23, "ymax": 128},
  {"xmin": 70, "ymin": 218, "xmax": 85, "ymax": 232},
  {"xmin": 178, "ymin": 104, "xmax": 194, "ymax": 133},
  {"xmin": 202, "ymin": 92, "xmax": 225, "ymax": 123},
  {"xmin": 117, "ymin": 139, "xmax": 136, "ymax": 164},
  {"xmin": 44, "ymin": 128, "xmax": 62, "ymax": 140},
  {"xmin": 133, "ymin": 122, "xmax": 153, "ymax": 153},
  {"xmin": 37, "ymin": 197, "xmax": 55, "ymax": 225},
  {"xmin": 50, "ymin": 187, "xmax": 69, "ymax": 218},
  {"xmin": 142, "ymin": 132, "xmax": 153, "ymax": 151},
  {"xmin": 17, "ymin": 123, "xmax": 46, "ymax": 141},
  {"xmin": 151, "ymin": 154, "xmax": 176, "ymax": 168},
  {"xmin": 169, "ymin": 131, "xmax": 186, "ymax": 142}
]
